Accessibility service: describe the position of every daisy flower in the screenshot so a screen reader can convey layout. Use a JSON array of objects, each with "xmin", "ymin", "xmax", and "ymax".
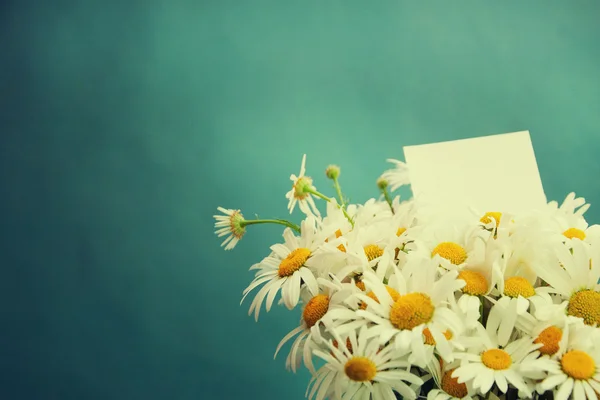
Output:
[
  {"xmin": 286, "ymin": 154, "xmax": 321, "ymax": 217},
  {"xmin": 452, "ymin": 322, "xmax": 541, "ymax": 397},
  {"xmin": 540, "ymin": 192, "xmax": 600, "ymax": 247},
  {"xmin": 494, "ymin": 218, "xmax": 563, "ymax": 285},
  {"xmin": 274, "ymin": 275, "xmax": 361, "ymax": 374},
  {"xmin": 532, "ymin": 238, "xmax": 600, "ymax": 327},
  {"xmin": 354, "ymin": 255, "xmax": 466, "ymax": 368},
  {"xmin": 536, "ymin": 322, "xmax": 600, "ymax": 399},
  {"xmin": 240, "ymin": 216, "xmax": 336, "ymax": 320},
  {"xmin": 411, "ymin": 214, "xmax": 489, "ymax": 273},
  {"xmin": 454, "ymin": 238, "xmax": 503, "ymax": 329},
  {"xmin": 347, "ymin": 198, "xmax": 393, "ymax": 227},
  {"xmin": 515, "ymin": 310, "xmax": 573, "ymax": 361},
  {"xmin": 318, "ymin": 198, "xmax": 353, "ymax": 244},
  {"xmin": 487, "ymin": 265, "xmax": 555, "ymax": 347},
  {"xmin": 213, "ymin": 207, "xmax": 246, "ymax": 250},
  {"xmin": 342, "ymin": 220, "xmax": 396, "ymax": 275},
  {"xmin": 427, "ymin": 358, "xmax": 478, "ymax": 400},
  {"xmin": 307, "ymin": 325, "xmax": 424, "ymax": 400},
  {"xmin": 379, "ymin": 158, "xmax": 410, "ymax": 192}
]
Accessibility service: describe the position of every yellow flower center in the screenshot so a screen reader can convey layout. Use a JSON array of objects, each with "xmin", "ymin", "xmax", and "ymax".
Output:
[
  {"xmin": 360, "ymin": 286, "xmax": 400, "ymax": 310},
  {"xmin": 432, "ymin": 242, "xmax": 467, "ymax": 265},
  {"xmin": 344, "ymin": 356, "xmax": 377, "ymax": 382},
  {"xmin": 481, "ymin": 349, "xmax": 512, "ymax": 370},
  {"xmin": 480, "ymin": 211, "xmax": 502, "ymax": 226},
  {"xmin": 534, "ymin": 326, "xmax": 562, "ymax": 356},
  {"xmin": 390, "ymin": 293, "xmax": 435, "ymax": 330},
  {"xmin": 563, "ymin": 227, "xmax": 586, "ymax": 241},
  {"xmin": 458, "ymin": 270, "xmax": 488, "ymax": 296},
  {"xmin": 302, "ymin": 294, "xmax": 330, "ymax": 328},
  {"xmin": 442, "ymin": 368, "xmax": 468, "ymax": 399},
  {"xmin": 567, "ymin": 290, "xmax": 600, "ymax": 326},
  {"xmin": 503, "ymin": 276, "xmax": 535, "ymax": 298},
  {"xmin": 364, "ymin": 244, "xmax": 384, "ymax": 261},
  {"xmin": 355, "ymin": 280, "xmax": 366, "ymax": 291},
  {"xmin": 396, "ymin": 227, "xmax": 407, "ymax": 236},
  {"xmin": 278, "ymin": 248, "xmax": 311, "ymax": 277},
  {"xmin": 561, "ymin": 350, "xmax": 596, "ymax": 380},
  {"xmin": 423, "ymin": 328, "xmax": 453, "ymax": 346}
]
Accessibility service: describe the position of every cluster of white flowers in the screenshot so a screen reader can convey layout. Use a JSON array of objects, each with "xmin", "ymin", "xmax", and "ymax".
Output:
[{"xmin": 214, "ymin": 155, "xmax": 600, "ymax": 400}]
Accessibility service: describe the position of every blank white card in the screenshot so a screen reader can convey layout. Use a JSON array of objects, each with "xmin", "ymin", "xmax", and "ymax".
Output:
[{"xmin": 403, "ymin": 131, "xmax": 547, "ymax": 214}]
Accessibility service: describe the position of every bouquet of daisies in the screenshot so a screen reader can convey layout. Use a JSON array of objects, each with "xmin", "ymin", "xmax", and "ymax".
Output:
[{"xmin": 214, "ymin": 155, "xmax": 600, "ymax": 400}]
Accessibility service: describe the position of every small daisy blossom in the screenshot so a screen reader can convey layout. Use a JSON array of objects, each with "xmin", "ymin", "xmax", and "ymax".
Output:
[
  {"xmin": 355, "ymin": 256, "xmax": 466, "ymax": 367},
  {"xmin": 274, "ymin": 275, "xmax": 361, "ymax": 374},
  {"xmin": 240, "ymin": 216, "xmax": 335, "ymax": 320},
  {"xmin": 452, "ymin": 322, "xmax": 542, "ymax": 398},
  {"xmin": 379, "ymin": 158, "xmax": 410, "ymax": 192},
  {"xmin": 536, "ymin": 322, "xmax": 600, "ymax": 400},
  {"xmin": 286, "ymin": 154, "xmax": 321, "ymax": 217},
  {"xmin": 514, "ymin": 309, "xmax": 572, "ymax": 360},
  {"xmin": 427, "ymin": 358, "xmax": 477, "ymax": 400},
  {"xmin": 454, "ymin": 239, "xmax": 503, "ymax": 329},
  {"xmin": 318, "ymin": 198, "xmax": 353, "ymax": 244},
  {"xmin": 347, "ymin": 198, "xmax": 393, "ymax": 227},
  {"xmin": 307, "ymin": 325, "xmax": 424, "ymax": 400},
  {"xmin": 493, "ymin": 220, "xmax": 558, "ymax": 285},
  {"xmin": 537, "ymin": 192, "xmax": 600, "ymax": 248},
  {"xmin": 213, "ymin": 207, "xmax": 246, "ymax": 250},
  {"xmin": 487, "ymin": 271, "xmax": 550, "ymax": 347},
  {"xmin": 412, "ymin": 217, "xmax": 488, "ymax": 273}
]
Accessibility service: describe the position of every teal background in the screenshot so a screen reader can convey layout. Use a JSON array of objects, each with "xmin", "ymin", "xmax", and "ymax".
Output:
[{"xmin": 1, "ymin": 1, "xmax": 599, "ymax": 399}]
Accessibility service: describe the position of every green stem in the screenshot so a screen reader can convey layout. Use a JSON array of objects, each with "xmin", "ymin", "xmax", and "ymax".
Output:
[
  {"xmin": 381, "ymin": 186, "xmax": 394, "ymax": 213},
  {"xmin": 305, "ymin": 187, "xmax": 354, "ymax": 227},
  {"xmin": 241, "ymin": 219, "xmax": 301, "ymax": 233},
  {"xmin": 332, "ymin": 177, "xmax": 345, "ymax": 206}
]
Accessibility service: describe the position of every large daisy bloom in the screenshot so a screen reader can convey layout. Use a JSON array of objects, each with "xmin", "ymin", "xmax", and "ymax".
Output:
[
  {"xmin": 307, "ymin": 325, "xmax": 423, "ymax": 400},
  {"xmin": 536, "ymin": 322, "xmax": 600, "ymax": 400},
  {"xmin": 213, "ymin": 207, "xmax": 246, "ymax": 250},
  {"xmin": 452, "ymin": 322, "xmax": 542, "ymax": 398},
  {"xmin": 533, "ymin": 238, "xmax": 600, "ymax": 327},
  {"xmin": 286, "ymin": 154, "xmax": 321, "ymax": 216},
  {"xmin": 354, "ymin": 255, "xmax": 466, "ymax": 367},
  {"xmin": 379, "ymin": 158, "xmax": 410, "ymax": 192},
  {"xmin": 241, "ymin": 217, "xmax": 335, "ymax": 320},
  {"xmin": 274, "ymin": 275, "xmax": 361, "ymax": 374}
]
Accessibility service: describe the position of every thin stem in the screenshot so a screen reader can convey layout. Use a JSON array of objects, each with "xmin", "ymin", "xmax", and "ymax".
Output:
[
  {"xmin": 381, "ymin": 186, "xmax": 394, "ymax": 213},
  {"xmin": 306, "ymin": 187, "xmax": 355, "ymax": 227},
  {"xmin": 241, "ymin": 219, "xmax": 301, "ymax": 233},
  {"xmin": 332, "ymin": 177, "xmax": 345, "ymax": 206},
  {"xmin": 305, "ymin": 187, "xmax": 331, "ymax": 202}
]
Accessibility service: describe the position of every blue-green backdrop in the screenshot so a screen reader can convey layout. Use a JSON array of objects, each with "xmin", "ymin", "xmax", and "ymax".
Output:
[{"xmin": 1, "ymin": 1, "xmax": 599, "ymax": 399}]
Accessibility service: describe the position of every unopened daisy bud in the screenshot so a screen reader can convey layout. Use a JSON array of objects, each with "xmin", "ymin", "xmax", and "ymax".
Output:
[
  {"xmin": 377, "ymin": 177, "xmax": 388, "ymax": 190},
  {"xmin": 325, "ymin": 165, "xmax": 340, "ymax": 180},
  {"xmin": 213, "ymin": 207, "xmax": 246, "ymax": 250}
]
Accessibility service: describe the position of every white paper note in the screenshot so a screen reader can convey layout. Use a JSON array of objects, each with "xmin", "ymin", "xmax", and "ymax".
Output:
[{"xmin": 403, "ymin": 131, "xmax": 547, "ymax": 214}]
